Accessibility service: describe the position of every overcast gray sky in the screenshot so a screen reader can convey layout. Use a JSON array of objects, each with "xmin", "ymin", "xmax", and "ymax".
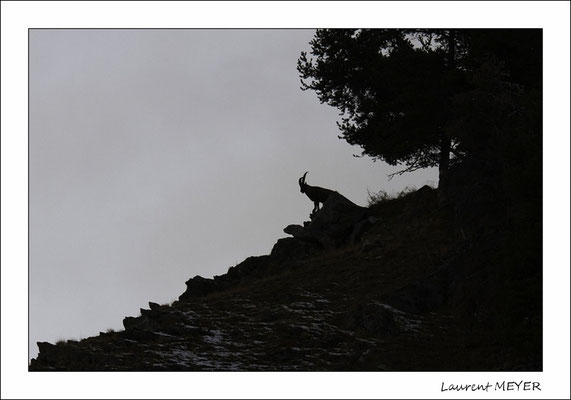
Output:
[{"xmin": 29, "ymin": 29, "xmax": 438, "ymax": 359}]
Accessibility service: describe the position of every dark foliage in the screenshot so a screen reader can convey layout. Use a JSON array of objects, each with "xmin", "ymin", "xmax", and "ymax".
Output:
[{"xmin": 297, "ymin": 29, "xmax": 542, "ymax": 188}]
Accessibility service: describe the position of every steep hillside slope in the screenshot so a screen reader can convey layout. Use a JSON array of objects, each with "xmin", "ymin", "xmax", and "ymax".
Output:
[{"xmin": 29, "ymin": 177, "xmax": 542, "ymax": 371}]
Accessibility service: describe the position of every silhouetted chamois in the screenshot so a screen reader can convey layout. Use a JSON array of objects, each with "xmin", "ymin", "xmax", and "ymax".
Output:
[{"xmin": 298, "ymin": 171, "xmax": 335, "ymax": 215}]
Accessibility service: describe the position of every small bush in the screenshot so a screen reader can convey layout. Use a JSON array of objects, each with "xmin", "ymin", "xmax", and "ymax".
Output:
[
  {"xmin": 367, "ymin": 189, "xmax": 391, "ymax": 206},
  {"xmin": 395, "ymin": 186, "xmax": 416, "ymax": 199},
  {"xmin": 367, "ymin": 186, "xmax": 419, "ymax": 207}
]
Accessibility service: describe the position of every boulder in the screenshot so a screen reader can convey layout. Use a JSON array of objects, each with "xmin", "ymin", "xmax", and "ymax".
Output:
[
  {"xmin": 122, "ymin": 316, "xmax": 140, "ymax": 330},
  {"xmin": 179, "ymin": 257, "xmax": 273, "ymax": 301},
  {"xmin": 283, "ymin": 224, "xmax": 311, "ymax": 240},
  {"xmin": 284, "ymin": 191, "xmax": 370, "ymax": 248},
  {"xmin": 270, "ymin": 237, "xmax": 321, "ymax": 261},
  {"xmin": 224, "ymin": 255, "xmax": 270, "ymax": 281},
  {"xmin": 178, "ymin": 275, "xmax": 217, "ymax": 301}
]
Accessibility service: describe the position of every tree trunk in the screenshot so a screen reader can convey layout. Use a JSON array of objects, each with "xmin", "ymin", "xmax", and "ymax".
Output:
[
  {"xmin": 438, "ymin": 30, "xmax": 456, "ymax": 206},
  {"xmin": 438, "ymin": 135, "xmax": 451, "ymax": 205}
]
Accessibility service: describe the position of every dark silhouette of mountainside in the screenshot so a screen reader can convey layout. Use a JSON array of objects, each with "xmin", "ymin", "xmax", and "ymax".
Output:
[{"xmin": 29, "ymin": 164, "xmax": 542, "ymax": 371}]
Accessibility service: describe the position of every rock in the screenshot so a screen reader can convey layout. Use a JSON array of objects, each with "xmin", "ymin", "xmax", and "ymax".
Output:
[
  {"xmin": 270, "ymin": 237, "xmax": 320, "ymax": 261},
  {"xmin": 122, "ymin": 316, "xmax": 140, "ymax": 330},
  {"xmin": 179, "ymin": 256, "xmax": 273, "ymax": 301},
  {"xmin": 283, "ymin": 224, "xmax": 310, "ymax": 239},
  {"xmin": 178, "ymin": 275, "xmax": 217, "ymax": 301},
  {"xmin": 413, "ymin": 185, "xmax": 434, "ymax": 199},
  {"xmin": 225, "ymin": 256, "xmax": 270, "ymax": 281},
  {"xmin": 140, "ymin": 308, "xmax": 152, "ymax": 317},
  {"xmin": 123, "ymin": 312, "xmax": 159, "ymax": 332},
  {"xmin": 284, "ymin": 192, "xmax": 370, "ymax": 248},
  {"xmin": 37, "ymin": 341, "xmax": 57, "ymax": 354}
]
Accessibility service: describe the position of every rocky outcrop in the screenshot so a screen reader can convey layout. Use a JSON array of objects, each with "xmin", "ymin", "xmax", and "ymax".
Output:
[
  {"xmin": 178, "ymin": 256, "xmax": 272, "ymax": 301},
  {"xmin": 178, "ymin": 241, "xmax": 323, "ymax": 300},
  {"xmin": 270, "ymin": 237, "xmax": 321, "ymax": 261},
  {"xmin": 284, "ymin": 191, "xmax": 374, "ymax": 248},
  {"xmin": 178, "ymin": 192, "xmax": 369, "ymax": 300}
]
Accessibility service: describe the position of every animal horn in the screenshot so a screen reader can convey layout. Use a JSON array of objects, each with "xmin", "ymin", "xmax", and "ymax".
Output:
[{"xmin": 300, "ymin": 171, "xmax": 309, "ymax": 185}]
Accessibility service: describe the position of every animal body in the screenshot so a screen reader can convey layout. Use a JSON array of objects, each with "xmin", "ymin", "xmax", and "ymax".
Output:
[{"xmin": 298, "ymin": 171, "xmax": 335, "ymax": 214}]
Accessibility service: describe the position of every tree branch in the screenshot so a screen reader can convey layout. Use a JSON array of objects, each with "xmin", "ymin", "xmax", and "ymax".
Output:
[{"xmin": 387, "ymin": 162, "xmax": 425, "ymax": 180}]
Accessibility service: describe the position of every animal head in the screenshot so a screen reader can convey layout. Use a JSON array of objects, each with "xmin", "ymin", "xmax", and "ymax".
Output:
[{"xmin": 298, "ymin": 171, "xmax": 309, "ymax": 193}]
